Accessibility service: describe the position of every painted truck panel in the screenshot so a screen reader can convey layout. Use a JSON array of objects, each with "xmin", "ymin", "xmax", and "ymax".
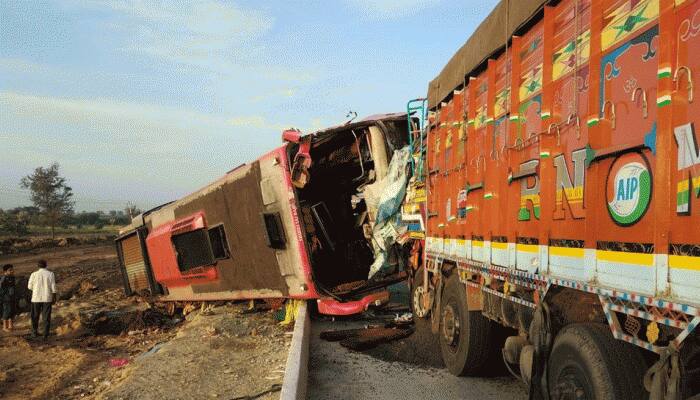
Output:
[{"xmin": 425, "ymin": 0, "xmax": 700, "ymax": 314}]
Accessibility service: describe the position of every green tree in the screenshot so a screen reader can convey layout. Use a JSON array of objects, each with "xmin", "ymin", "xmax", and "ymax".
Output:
[
  {"xmin": 20, "ymin": 163, "xmax": 75, "ymax": 239},
  {"xmin": 0, "ymin": 211, "xmax": 29, "ymax": 236}
]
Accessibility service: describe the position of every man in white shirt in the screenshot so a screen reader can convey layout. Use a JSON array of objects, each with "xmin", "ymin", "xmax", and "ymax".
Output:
[{"xmin": 27, "ymin": 259, "xmax": 57, "ymax": 339}]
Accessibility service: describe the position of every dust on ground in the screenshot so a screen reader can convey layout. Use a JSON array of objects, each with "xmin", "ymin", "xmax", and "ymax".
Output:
[
  {"xmin": 0, "ymin": 241, "xmax": 292, "ymax": 400},
  {"xmin": 104, "ymin": 303, "xmax": 291, "ymax": 400}
]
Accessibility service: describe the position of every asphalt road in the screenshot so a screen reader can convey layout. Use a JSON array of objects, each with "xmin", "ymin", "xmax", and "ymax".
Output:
[{"xmin": 308, "ymin": 319, "xmax": 528, "ymax": 400}]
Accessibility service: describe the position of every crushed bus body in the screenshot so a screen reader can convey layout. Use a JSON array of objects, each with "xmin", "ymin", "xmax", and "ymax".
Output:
[
  {"xmin": 115, "ymin": 113, "xmax": 421, "ymax": 316},
  {"xmin": 406, "ymin": 0, "xmax": 700, "ymax": 398}
]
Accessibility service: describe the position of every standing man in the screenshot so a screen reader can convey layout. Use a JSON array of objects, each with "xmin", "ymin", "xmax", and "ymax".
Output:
[
  {"xmin": 1, "ymin": 264, "xmax": 16, "ymax": 332},
  {"xmin": 27, "ymin": 259, "xmax": 57, "ymax": 339}
]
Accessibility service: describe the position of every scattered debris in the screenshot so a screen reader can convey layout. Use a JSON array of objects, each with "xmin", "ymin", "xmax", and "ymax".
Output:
[
  {"xmin": 109, "ymin": 358, "xmax": 129, "ymax": 368},
  {"xmin": 136, "ymin": 342, "xmax": 166, "ymax": 361},
  {"xmin": 395, "ymin": 312, "xmax": 413, "ymax": 323},
  {"xmin": 320, "ymin": 321, "xmax": 415, "ymax": 351},
  {"xmin": 230, "ymin": 384, "xmax": 282, "ymax": 400}
]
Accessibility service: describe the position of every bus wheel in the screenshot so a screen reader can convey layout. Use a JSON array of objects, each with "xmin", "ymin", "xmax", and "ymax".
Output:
[
  {"xmin": 548, "ymin": 323, "xmax": 647, "ymax": 400},
  {"xmin": 439, "ymin": 274, "xmax": 492, "ymax": 376}
]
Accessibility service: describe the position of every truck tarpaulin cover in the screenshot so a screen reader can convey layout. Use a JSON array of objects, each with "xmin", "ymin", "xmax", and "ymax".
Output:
[
  {"xmin": 427, "ymin": 0, "xmax": 547, "ymax": 108},
  {"xmin": 364, "ymin": 146, "xmax": 411, "ymax": 279}
]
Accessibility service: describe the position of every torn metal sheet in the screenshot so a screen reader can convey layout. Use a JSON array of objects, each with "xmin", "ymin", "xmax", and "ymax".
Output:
[{"xmin": 364, "ymin": 146, "xmax": 411, "ymax": 279}]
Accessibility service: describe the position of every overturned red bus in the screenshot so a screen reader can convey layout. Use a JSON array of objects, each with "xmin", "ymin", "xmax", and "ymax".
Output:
[{"xmin": 115, "ymin": 113, "xmax": 422, "ymax": 316}]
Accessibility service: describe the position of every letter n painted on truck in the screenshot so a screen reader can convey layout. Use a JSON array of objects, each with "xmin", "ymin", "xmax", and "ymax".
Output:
[{"xmin": 553, "ymin": 149, "xmax": 587, "ymax": 220}]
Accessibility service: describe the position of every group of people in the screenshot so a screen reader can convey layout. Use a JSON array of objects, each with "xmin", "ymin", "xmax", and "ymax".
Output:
[{"xmin": 0, "ymin": 260, "xmax": 57, "ymax": 339}]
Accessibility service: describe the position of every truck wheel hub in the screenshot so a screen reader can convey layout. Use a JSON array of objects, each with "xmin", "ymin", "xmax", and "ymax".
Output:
[
  {"xmin": 442, "ymin": 304, "xmax": 460, "ymax": 346},
  {"xmin": 413, "ymin": 285, "xmax": 433, "ymax": 318}
]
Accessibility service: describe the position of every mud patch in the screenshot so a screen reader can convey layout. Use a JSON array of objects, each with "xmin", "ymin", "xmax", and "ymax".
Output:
[{"xmin": 83, "ymin": 308, "xmax": 180, "ymax": 336}]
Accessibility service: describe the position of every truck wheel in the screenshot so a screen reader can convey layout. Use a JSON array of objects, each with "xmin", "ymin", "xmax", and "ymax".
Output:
[
  {"xmin": 439, "ymin": 274, "xmax": 492, "ymax": 376},
  {"xmin": 411, "ymin": 266, "xmax": 433, "ymax": 318},
  {"xmin": 548, "ymin": 323, "xmax": 647, "ymax": 400}
]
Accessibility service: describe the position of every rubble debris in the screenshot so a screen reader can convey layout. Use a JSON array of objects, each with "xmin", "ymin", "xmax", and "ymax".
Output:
[
  {"xmin": 136, "ymin": 342, "xmax": 166, "ymax": 361},
  {"xmin": 109, "ymin": 358, "xmax": 129, "ymax": 368},
  {"xmin": 230, "ymin": 383, "xmax": 282, "ymax": 400},
  {"xmin": 330, "ymin": 280, "xmax": 366, "ymax": 294},
  {"xmin": 340, "ymin": 326, "xmax": 414, "ymax": 351},
  {"xmin": 395, "ymin": 312, "xmax": 413, "ymax": 323},
  {"xmin": 320, "ymin": 321, "xmax": 415, "ymax": 351},
  {"xmin": 320, "ymin": 325, "xmax": 381, "ymax": 341},
  {"xmin": 80, "ymin": 307, "xmax": 179, "ymax": 335},
  {"xmin": 60, "ymin": 280, "xmax": 99, "ymax": 300}
]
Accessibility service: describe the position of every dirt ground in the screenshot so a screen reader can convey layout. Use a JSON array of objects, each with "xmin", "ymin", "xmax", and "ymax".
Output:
[
  {"xmin": 0, "ymin": 243, "xmax": 291, "ymax": 400},
  {"xmin": 103, "ymin": 303, "xmax": 291, "ymax": 400}
]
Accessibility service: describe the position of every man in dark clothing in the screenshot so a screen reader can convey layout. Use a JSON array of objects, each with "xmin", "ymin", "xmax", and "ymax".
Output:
[
  {"xmin": 28, "ymin": 259, "xmax": 57, "ymax": 339},
  {"xmin": 1, "ymin": 264, "xmax": 16, "ymax": 332}
]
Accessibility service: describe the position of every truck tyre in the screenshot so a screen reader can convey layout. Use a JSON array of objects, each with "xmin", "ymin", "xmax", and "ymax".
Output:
[
  {"xmin": 548, "ymin": 323, "xmax": 647, "ymax": 400},
  {"xmin": 439, "ymin": 274, "xmax": 492, "ymax": 376}
]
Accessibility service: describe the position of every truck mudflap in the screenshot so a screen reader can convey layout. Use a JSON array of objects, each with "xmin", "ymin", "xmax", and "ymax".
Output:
[{"xmin": 317, "ymin": 290, "xmax": 391, "ymax": 316}]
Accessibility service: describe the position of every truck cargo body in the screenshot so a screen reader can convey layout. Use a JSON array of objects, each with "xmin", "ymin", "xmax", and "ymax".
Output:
[
  {"xmin": 412, "ymin": 0, "xmax": 700, "ymax": 398},
  {"xmin": 116, "ymin": 114, "xmax": 412, "ymax": 315}
]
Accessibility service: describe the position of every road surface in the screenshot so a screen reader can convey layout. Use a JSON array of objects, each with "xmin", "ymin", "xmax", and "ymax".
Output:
[{"xmin": 308, "ymin": 319, "xmax": 528, "ymax": 400}]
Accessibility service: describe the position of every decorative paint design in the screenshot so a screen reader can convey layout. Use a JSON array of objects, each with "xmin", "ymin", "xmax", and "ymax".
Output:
[
  {"xmin": 517, "ymin": 94, "xmax": 543, "ymax": 139},
  {"xmin": 519, "ymin": 35, "xmax": 542, "ymax": 60},
  {"xmin": 446, "ymin": 197, "xmax": 454, "ymax": 222},
  {"xmin": 674, "ymin": 123, "xmax": 700, "ymax": 214},
  {"xmin": 553, "ymin": 65, "xmax": 591, "ymax": 118},
  {"xmin": 599, "ymin": 24, "xmax": 659, "ymax": 115},
  {"xmin": 476, "ymin": 80, "xmax": 489, "ymax": 97},
  {"xmin": 445, "ymin": 129, "xmax": 453, "ymax": 169},
  {"xmin": 520, "ymin": 64, "xmax": 544, "ymax": 101},
  {"xmin": 457, "ymin": 189, "xmax": 467, "ymax": 218},
  {"xmin": 601, "ymin": 0, "xmax": 659, "ymax": 51},
  {"xmin": 475, "ymin": 103, "xmax": 488, "ymax": 130},
  {"xmin": 495, "ymin": 88, "xmax": 510, "ymax": 117},
  {"xmin": 644, "ymin": 122, "xmax": 657, "ymax": 155},
  {"xmin": 518, "ymin": 159, "xmax": 541, "ymax": 221},
  {"xmin": 553, "ymin": 30, "xmax": 592, "ymax": 81},
  {"xmin": 606, "ymin": 153, "xmax": 652, "ymax": 226},
  {"xmin": 678, "ymin": 7, "xmax": 700, "ymax": 42}
]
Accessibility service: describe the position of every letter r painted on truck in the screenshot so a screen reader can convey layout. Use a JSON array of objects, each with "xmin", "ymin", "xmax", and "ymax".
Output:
[{"xmin": 518, "ymin": 159, "xmax": 541, "ymax": 221}]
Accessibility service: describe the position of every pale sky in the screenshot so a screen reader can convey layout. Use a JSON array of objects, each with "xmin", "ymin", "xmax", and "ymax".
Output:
[{"xmin": 0, "ymin": 0, "xmax": 499, "ymax": 211}]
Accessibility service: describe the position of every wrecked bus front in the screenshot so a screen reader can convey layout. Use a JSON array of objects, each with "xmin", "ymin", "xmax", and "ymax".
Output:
[{"xmin": 115, "ymin": 113, "xmax": 419, "ymax": 314}]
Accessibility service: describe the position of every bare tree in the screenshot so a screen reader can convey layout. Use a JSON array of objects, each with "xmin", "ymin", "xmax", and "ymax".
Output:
[
  {"xmin": 20, "ymin": 163, "xmax": 74, "ymax": 239},
  {"xmin": 125, "ymin": 202, "xmax": 142, "ymax": 219}
]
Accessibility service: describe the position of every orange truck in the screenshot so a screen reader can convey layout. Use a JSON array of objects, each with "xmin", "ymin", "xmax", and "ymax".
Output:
[{"xmin": 408, "ymin": 0, "xmax": 700, "ymax": 398}]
